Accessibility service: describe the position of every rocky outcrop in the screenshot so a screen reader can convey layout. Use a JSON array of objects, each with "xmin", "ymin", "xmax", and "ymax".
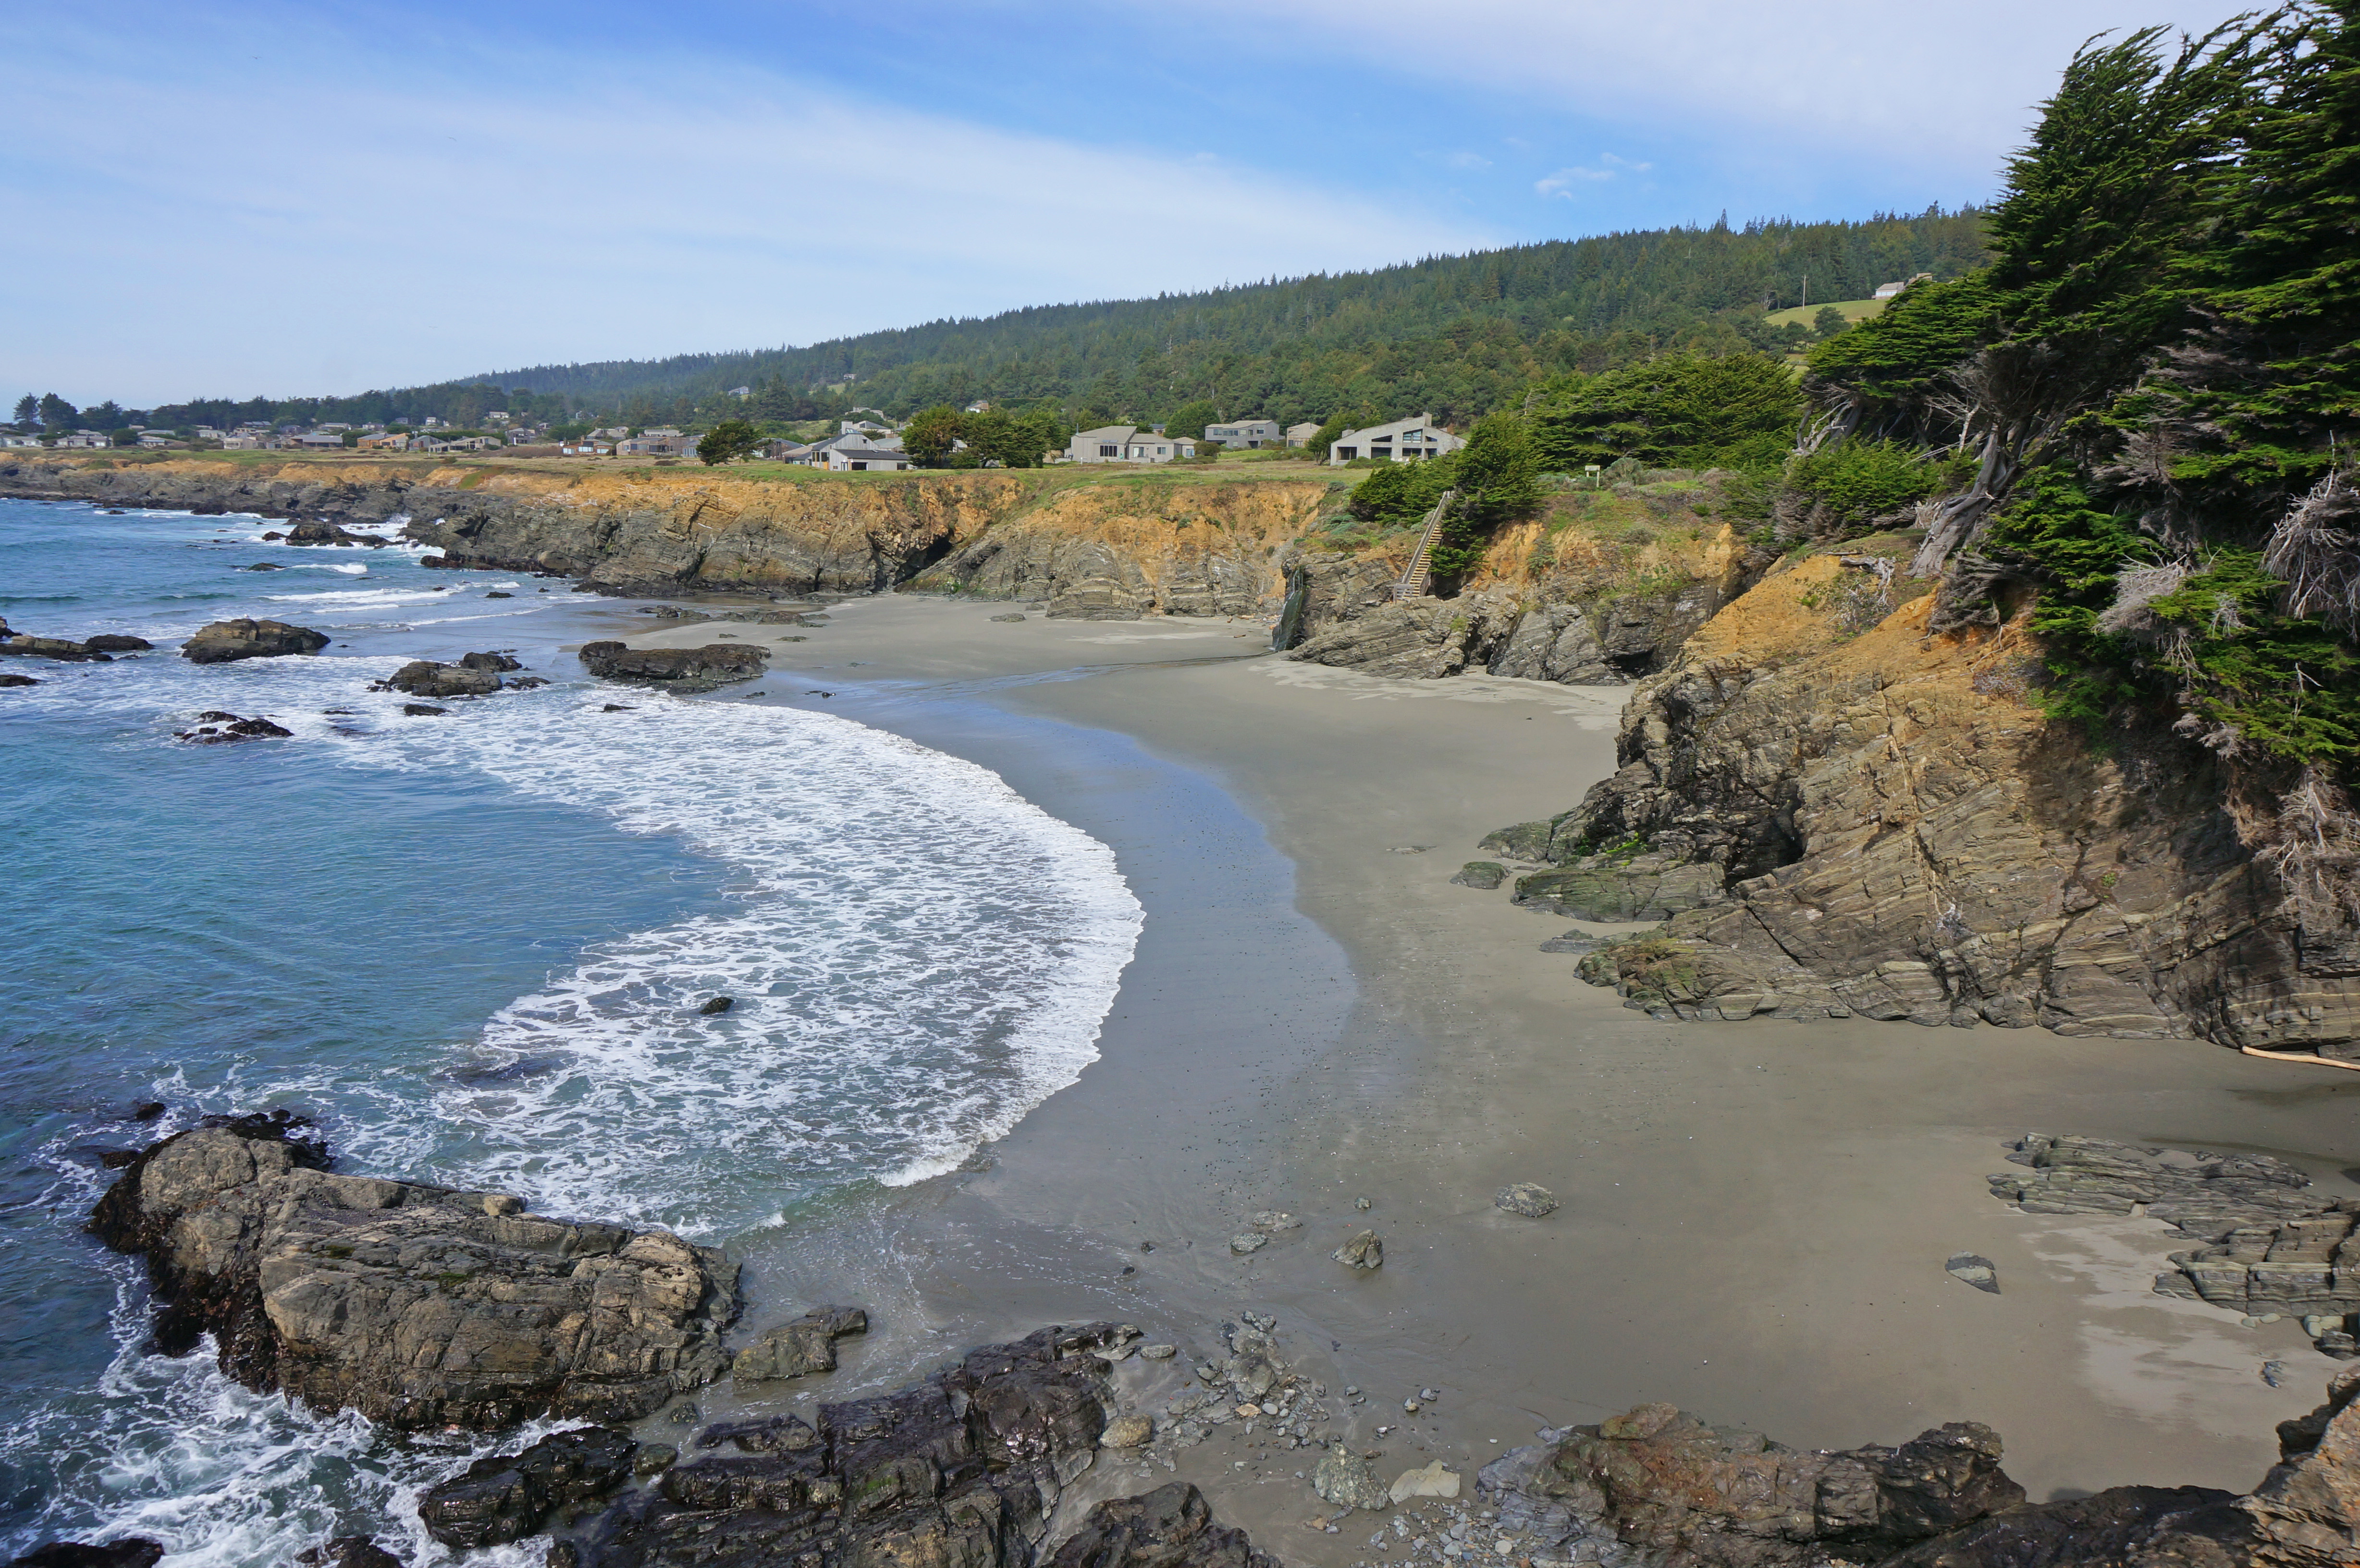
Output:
[
  {"xmin": 1279, "ymin": 554, "xmax": 1732, "ymax": 686},
  {"xmin": 0, "ymin": 624, "xmax": 117, "ymax": 662},
  {"xmin": 1500, "ymin": 555, "xmax": 2359, "ymax": 1054},
  {"xmin": 419, "ymin": 1427, "xmax": 638, "ymax": 1548},
  {"xmin": 1045, "ymin": 1483, "xmax": 1278, "ymax": 1568},
  {"xmin": 1477, "ymin": 1404, "xmax": 2027, "ymax": 1568},
  {"xmin": 175, "ymin": 710, "xmax": 294, "ymax": 743},
  {"xmin": 732, "ymin": 1305, "xmax": 868, "ymax": 1384},
  {"xmin": 380, "ymin": 660, "xmax": 501, "ymax": 698},
  {"xmin": 564, "ymin": 1323, "xmax": 1144, "ymax": 1568},
  {"xmin": 578, "ymin": 641, "xmax": 766, "ymax": 689},
  {"xmin": 89, "ymin": 1115, "xmax": 738, "ymax": 1431},
  {"xmin": 284, "ymin": 519, "xmax": 391, "ymax": 547},
  {"xmin": 181, "ymin": 618, "xmax": 331, "ymax": 663},
  {"xmin": 2248, "ymin": 1366, "xmax": 2360, "ymax": 1566},
  {"xmin": 6, "ymin": 1543, "xmax": 166, "ymax": 1568},
  {"xmin": 1875, "ymin": 1487, "xmax": 2252, "ymax": 1568}
]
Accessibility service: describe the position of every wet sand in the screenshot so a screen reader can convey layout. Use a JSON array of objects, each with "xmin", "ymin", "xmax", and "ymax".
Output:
[{"xmin": 627, "ymin": 595, "xmax": 2360, "ymax": 1553}]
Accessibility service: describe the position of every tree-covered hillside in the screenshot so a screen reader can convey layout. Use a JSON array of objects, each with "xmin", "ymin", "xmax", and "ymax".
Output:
[{"xmin": 485, "ymin": 210, "xmax": 1984, "ymax": 430}]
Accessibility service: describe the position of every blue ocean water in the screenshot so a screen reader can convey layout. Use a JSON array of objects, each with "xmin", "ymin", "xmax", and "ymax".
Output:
[{"xmin": 0, "ymin": 499, "xmax": 1142, "ymax": 1564}]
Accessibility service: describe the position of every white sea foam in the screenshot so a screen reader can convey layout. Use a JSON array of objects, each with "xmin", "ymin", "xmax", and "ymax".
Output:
[{"xmin": 11, "ymin": 611, "xmax": 1144, "ymax": 1560}]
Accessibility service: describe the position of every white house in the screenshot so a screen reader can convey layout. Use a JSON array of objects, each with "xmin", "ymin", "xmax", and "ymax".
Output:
[
  {"xmin": 1872, "ymin": 273, "xmax": 1934, "ymax": 300},
  {"xmin": 1284, "ymin": 422, "xmax": 1323, "ymax": 448},
  {"xmin": 826, "ymin": 446, "xmax": 913, "ymax": 472},
  {"xmin": 1065, "ymin": 425, "xmax": 1197, "ymax": 465},
  {"xmin": 617, "ymin": 428, "xmax": 690, "ymax": 457},
  {"xmin": 1203, "ymin": 418, "xmax": 1281, "ymax": 449},
  {"xmin": 1327, "ymin": 413, "xmax": 1462, "ymax": 465}
]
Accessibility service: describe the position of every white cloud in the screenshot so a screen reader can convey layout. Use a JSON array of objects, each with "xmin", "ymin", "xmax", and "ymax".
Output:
[
  {"xmin": 1182, "ymin": 0, "xmax": 2251, "ymax": 186},
  {"xmin": 0, "ymin": 18, "xmax": 1490, "ymax": 405},
  {"xmin": 1536, "ymin": 166, "xmax": 1616, "ymax": 195}
]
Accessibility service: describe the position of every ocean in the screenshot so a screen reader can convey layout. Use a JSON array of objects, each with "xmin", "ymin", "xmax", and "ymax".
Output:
[{"xmin": 0, "ymin": 497, "xmax": 1144, "ymax": 1564}]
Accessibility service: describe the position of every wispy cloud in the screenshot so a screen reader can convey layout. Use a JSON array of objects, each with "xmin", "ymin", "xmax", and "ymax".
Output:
[
  {"xmin": 1536, "ymin": 166, "xmax": 1615, "ymax": 195},
  {"xmin": 0, "ymin": 10, "xmax": 1490, "ymax": 404}
]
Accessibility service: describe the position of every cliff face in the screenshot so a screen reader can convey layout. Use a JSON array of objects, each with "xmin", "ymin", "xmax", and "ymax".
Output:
[
  {"xmin": 1278, "ymin": 485, "xmax": 1777, "ymax": 685},
  {"xmin": 1490, "ymin": 552, "xmax": 2360, "ymax": 1058},
  {"xmin": 0, "ymin": 457, "xmax": 1328, "ymax": 613}
]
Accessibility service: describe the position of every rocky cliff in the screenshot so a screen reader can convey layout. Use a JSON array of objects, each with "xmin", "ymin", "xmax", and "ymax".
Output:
[
  {"xmin": 1278, "ymin": 473, "xmax": 1777, "ymax": 685},
  {"xmin": 1486, "ymin": 541, "xmax": 2360, "ymax": 1059},
  {"xmin": 0, "ymin": 456, "xmax": 1327, "ymax": 616}
]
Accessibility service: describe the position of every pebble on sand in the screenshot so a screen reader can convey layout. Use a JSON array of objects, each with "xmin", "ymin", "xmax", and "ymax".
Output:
[{"xmin": 1333, "ymin": 1231, "xmax": 1383, "ymax": 1270}]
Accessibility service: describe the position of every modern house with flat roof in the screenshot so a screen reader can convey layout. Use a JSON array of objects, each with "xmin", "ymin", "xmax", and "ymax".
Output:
[
  {"xmin": 1203, "ymin": 418, "xmax": 1281, "ymax": 449},
  {"xmin": 1065, "ymin": 425, "xmax": 1197, "ymax": 464},
  {"xmin": 1326, "ymin": 414, "xmax": 1462, "ymax": 465},
  {"xmin": 1284, "ymin": 422, "xmax": 1323, "ymax": 448}
]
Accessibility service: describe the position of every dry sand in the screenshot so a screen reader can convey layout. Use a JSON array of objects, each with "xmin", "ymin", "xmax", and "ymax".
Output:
[{"xmin": 615, "ymin": 595, "xmax": 2360, "ymax": 1554}]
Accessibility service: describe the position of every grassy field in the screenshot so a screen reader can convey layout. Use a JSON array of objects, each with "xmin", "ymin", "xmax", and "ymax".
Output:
[{"xmin": 1764, "ymin": 296, "xmax": 1886, "ymax": 330}]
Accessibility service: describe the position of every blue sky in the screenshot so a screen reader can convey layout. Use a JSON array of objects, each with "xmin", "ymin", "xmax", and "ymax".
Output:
[{"xmin": 2, "ymin": 0, "xmax": 2242, "ymax": 408}]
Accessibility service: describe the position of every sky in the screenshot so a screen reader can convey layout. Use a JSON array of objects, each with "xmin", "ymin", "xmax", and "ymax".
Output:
[{"xmin": 1, "ymin": 0, "xmax": 2246, "ymax": 409}]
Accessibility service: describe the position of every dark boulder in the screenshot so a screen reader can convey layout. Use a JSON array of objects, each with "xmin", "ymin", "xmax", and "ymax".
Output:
[
  {"xmin": 380, "ymin": 660, "xmax": 499, "ymax": 698},
  {"xmin": 578, "ymin": 641, "xmax": 767, "ymax": 690},
  {"xmin": 175, "ymin": 712, "xmax": 294, "ymax": 743},
  {"xmin": 402, "ymin": 702, "xmax": 447, "ymax": 716},
  {"xmin": 181, "ymin": 619, "xmax": 330, "ymax": 663},
  {"xmin": 419, "ymin": 1427, "xmax": 637, "ymax": 1549},
  {"xmin": 0, "ymin": 629, "xmax": 109, "ymax": 662},
  {"xmin": 294, "ymin": 1537, "xmax": 406, "ymax": 1568},
  {"xmin": 699, "ymin": 996, "xmax": 734, "ymax": 1016},
  {"xmin": 83, "ymin": 635, "xmax": 152, "ymax": 653},
  {"xmin": 7, "ymin": 1541, "xmax": 166, "ymax": 1568},
  {"xmin": 1046, "ymin": 1483, "xmax": 1278, "ymax": 1568},
  {"xmin": 0, "ymin": 672, "xmax": 37, "ymax": 687},
  {"xmin": 1876, "ymin": 1486, "xmax": 2250, "ymax": 1568},
  {"xmin": 565, "ymin": 1323, "xmax": 1139, "ymax": 1568},
  {"xmin": 286, "ymin": 520, "xmax": 390, "ymax": 548},
  {"xmin": 460, "ymin": 650, "xmax": 523, "ymax": 672}
]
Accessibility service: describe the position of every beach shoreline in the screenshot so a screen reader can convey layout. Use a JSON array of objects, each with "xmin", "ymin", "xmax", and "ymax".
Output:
[{"xmin": 630, "ymin": 591, "xmax": 2360, "ymax": 1553}]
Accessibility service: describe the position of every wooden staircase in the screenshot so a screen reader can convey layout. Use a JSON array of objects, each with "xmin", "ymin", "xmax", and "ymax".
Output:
[{"xmin": 1389, "ymin": 489, "xmax": 1458, "ymax": 600}]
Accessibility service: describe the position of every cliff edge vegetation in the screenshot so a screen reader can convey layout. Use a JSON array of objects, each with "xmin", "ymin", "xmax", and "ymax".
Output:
[{"xmin": 1485, "ymin": 8, "xmax": 2360, "ymax": 1061}]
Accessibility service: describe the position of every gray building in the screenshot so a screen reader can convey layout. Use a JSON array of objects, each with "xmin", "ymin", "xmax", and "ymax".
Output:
[
  {"xmin": 1327, "ymin": 413, "xmax": 1463, "ymax": 465},
  {"xmin": 1203, "ymin": 418, "xmax": 1281, "ymax": 450}
]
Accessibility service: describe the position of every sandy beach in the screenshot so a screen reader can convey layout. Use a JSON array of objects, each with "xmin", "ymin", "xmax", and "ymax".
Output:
[{"xmin": 607, "ymin": 592, "xmax": 2360, "ymax": 1557}]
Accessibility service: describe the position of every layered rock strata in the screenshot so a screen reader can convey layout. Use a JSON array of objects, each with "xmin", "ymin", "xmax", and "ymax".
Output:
[
  {"xmin": 1502, "ymin": 558, "xmax": 2357, "ymax": 1054},
  {"xmin": 89, "ymin": 1115, "xmax": 738, "ymax": 1430},
  {"xmin": 1984, "ymin": 1134, "xmax": 2360, "ymax": 1357}
]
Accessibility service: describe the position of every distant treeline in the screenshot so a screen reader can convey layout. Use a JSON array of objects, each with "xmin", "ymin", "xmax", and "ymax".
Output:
[{"xmin": 25, "ymin": 209, "xmax": 1986, "ymax": 439}]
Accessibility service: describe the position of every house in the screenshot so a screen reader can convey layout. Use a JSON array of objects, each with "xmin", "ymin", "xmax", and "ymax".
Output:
[
  {"xmin": 840, "ymin": 419, "xmax": 896, "ymax": 437},
  {"xmin": 561, "ymin": 441, "xmax": 615, "ymax": 456},
  {"xmin": 590, "ymin": 427, "xmax": 630, "ymax": 441},
  {"xmin": 1203, "ymin": 418, "xmax": 1281, "ymax": 450},
  {"xmin": 356, "ymin": 433, "xmax": 409, "ymax": 451},
  {"xmin": 1872, "ymin": 273, "xmax": 1935, "ymax": 300},
  {"xmin": 826, "ymin": 446, "xmax": 913, "ymax": 472},
  {"xmin": 139, "ymin": 433, "xmax": 172, "ymax": 447},
  {"xmin": 617, "ymin": 429, "xmax": 691, "ymax": 457},
  {"xmin": 1285, "ymin": 422, "xmax": 1323, "ymax": 448},
  {"xmin": 0, "ymin": 434, "xmax": 40, "ymax": 448},
  {"xmin": 221, "ymin": 435, "xmax": 263, "ymax": 450},
  {"xmin": 55, "ymin": 431, "xmax": 107, "ymax": 448},
  {"xmin": 1327, "ymin": 413, "xmax": 1461, "ymax": 465},
  {"xmin": 726, "ymin": 386, "xmax": 752, "ymax": 398},
  {"xmin": 297, "ymin": 432, "xmax": 344, "ymax": 448},
  {"xmin": 1064, "ymin": 425, "xmax": 1197, "ymax": 465},
  {"xmin": 963, "ymin": 400, "xmax": 992, "ymax": 414}
]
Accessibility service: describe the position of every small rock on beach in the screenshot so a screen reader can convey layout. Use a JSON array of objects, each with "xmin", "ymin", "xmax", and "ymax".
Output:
[
  {"xmin": 1450, "ymin": 862, "xmax": 1506, "ymax": 890},
  {"xmin": 1946, "ymin": 1253, "xmax": 2001, "ymax": 1293},
  {"xmin": 1333, "ymin": 1230, "xmax": 1383, "ymax": 1269},
  {"xmin": 1495, "ymin": 1183, "xmax": 1558, "ymax": 1219}
]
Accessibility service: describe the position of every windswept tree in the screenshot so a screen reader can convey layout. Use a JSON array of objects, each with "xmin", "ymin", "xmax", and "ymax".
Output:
[{"xmin": 696, "ymin": 419, "xmax": 761, "ymax": 465}]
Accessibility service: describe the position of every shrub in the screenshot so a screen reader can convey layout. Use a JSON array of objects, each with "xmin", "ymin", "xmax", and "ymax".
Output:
[{"xmin": 1786, "ymin": 438, "xmax": 1941, "ymax": 527}]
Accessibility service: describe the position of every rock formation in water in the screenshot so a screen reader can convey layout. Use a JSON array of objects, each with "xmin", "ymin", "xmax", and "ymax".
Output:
[
  {"xmin": 578, "ymin": 641, "xmax": 768, "ymax": 689},
  {"xmin": 88, "ymin": 1112, "xmax": 738, "ymax": 1430},
  {"xmin": 181, "ymin": 618, "xmax": 331, "ymax": 663}
]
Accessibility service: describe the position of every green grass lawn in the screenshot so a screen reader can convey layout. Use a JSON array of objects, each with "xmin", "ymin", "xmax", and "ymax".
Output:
[{"xmin": 1764, "ymin": 297, "xmax": 1886, "ymax": 330}]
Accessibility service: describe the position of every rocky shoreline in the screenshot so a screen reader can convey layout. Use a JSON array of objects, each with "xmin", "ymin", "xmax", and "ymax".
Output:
[{"xmin": 29, "ymin": 1106, "xmax": 2360, "ymax": 1568}]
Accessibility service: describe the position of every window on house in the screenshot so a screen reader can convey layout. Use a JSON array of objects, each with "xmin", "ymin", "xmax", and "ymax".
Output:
[
  {"xmin": 850, "ymin": 461, "xmax": 868, "ymax": 470},
  {"xmin": 1336, "ymin": 446, "xmax": 1356, "ymax": 459},
  {"xmin": 1099, "ymin": 444, "xmax": 1119, "ymax": 457}
]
